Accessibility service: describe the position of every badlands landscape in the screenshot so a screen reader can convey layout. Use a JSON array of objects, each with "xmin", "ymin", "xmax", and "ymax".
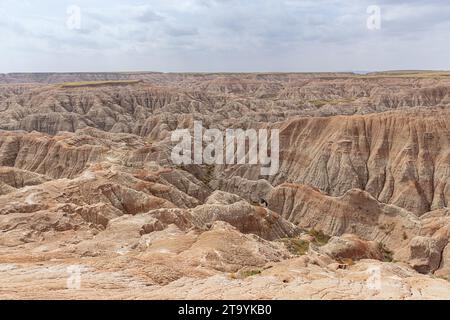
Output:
[{"xmin": 0, "ymin": 71, "xmax": 450, "ymax": 299}]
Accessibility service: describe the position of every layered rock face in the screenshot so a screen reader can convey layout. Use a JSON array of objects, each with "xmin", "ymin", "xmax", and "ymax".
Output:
[
  {"xmin": 0, "ymin": 72, "xmax": 449, "ymax": 299},
  {"xmin": 1, "ymin": 74, "xmax": 450, "ymax": 137},
  {"xmin": 222, "ymin": 109, "xmax": 450, "ymax": 215}
]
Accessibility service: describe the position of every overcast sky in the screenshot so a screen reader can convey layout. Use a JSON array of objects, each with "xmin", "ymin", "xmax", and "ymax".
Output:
[{"xmin": 0, "ymin": 0, "xmax": 449, "ymax": 72}]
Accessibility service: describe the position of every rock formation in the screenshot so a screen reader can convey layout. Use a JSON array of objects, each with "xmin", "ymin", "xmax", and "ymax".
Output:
[{"xmin": 0, "ymin": 72, "xmax": 449, "ymax": 299}]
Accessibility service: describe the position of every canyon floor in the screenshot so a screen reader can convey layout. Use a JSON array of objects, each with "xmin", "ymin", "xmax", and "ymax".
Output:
[{"xmin": 0, "ymin": 71, "xmax": 450, "ymax": 299}]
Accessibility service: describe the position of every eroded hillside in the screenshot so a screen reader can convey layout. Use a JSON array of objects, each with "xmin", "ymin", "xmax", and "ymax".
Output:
[{"xmin": 0, "ymin": 72, "xmax": 449, "ymax": 299}]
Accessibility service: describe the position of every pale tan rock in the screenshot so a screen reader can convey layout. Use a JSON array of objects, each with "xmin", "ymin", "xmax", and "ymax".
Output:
[
  {"xmin": 409, "ymin": 236, "xmax": 445, "ymax": 274},
  {"xmin": 228, "ymin": 109, "xmax": 450, "ymax": 215},
  {"xmin": 1, "ymin": 73, "xmax": 450, "ymax": 300},
  {"xmin": 320, "ymin": 234, "xmax": 383, "ymax": 261},
  {"xmin": 267, "ymin": 183, "xmax": 419, "ymax": 256},
  {"xmin": 190, "ymin": 199, "xmax": 300, "ymax": 240}
]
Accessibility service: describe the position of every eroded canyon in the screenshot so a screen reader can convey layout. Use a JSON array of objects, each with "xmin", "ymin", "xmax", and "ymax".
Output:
[{"xmin": 0, "ymin": 72, "xmax": 450, "ymax": 299}]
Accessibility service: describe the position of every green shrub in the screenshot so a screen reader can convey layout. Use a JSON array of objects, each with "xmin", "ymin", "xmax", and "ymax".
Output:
[
  {"xmin": 308, "ymin": 229, "xmax": 331, "ymax": 246},
  {"xmin": 240, "ymin": 269, "xmax": 262, "ymax": 278},
  {"xmin": 280, "ymin": 238, "xmax": 310, "ymax": 256}
]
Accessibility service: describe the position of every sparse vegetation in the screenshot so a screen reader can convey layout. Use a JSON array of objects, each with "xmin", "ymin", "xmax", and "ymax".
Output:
[
  {"xmin": 280, "ymin": 238, "xmax": 310, "ymax": 255},
  {"xmin": 240, "ymin": 269, "xmax": 262, "ymax": 278},
  {"xmin": 437, "ymin": 275, "xmax": 450, "ymax": 282},
  {"xmin": 199, "ymin": 164, "xmax": 215, "ymax": 185},
  {"xmin": 60, "ymin": 80, "xmax": 142, "ymax": 88},
  {"xmin": 308, "ymin": 98, "xmax": 354, "ymax": 108},
  {"xmin": 378, "ymin": 242, "xmax": 394, "ymax": 262},
  {"xmin": 379, "ymin": 223, "xmax": 395, "ymax": 235},
  {"xmin": 360, "ymin": 71, "xmax": 450, "ymax": 79},
  {"xmin": 3, "ymin": 71, "xmax": 450, "ymax": 299},
  {"xmin": 308, "ymin": 229, "xmax": 331, "ymax": 246}
]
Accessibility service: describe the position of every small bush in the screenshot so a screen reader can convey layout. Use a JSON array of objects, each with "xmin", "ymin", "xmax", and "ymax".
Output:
[
  {"xmin": 378, "ymin": 242, "xmax": 393, "ymax": 262},
  {"xmin": 308, "ymin": 229, "xmax": 331, "ymax": 246},
  {"xmin": 280, "ymin": 238, "xmax": 310, "ymax": 255},
  {"xmin": 240, "ymin": 269, "xmax": 262, "ymax": 278}
]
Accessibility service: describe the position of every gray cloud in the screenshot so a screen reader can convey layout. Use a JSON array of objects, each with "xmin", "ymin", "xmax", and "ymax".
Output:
[{"xmin": 0, "ymin": 0, "xmax": 448, "ymax": 72}]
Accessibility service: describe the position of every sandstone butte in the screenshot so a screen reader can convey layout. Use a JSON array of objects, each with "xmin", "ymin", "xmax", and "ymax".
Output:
[{"xmin": 0, "ymin": 72, "xmax": 449, "ymax": 299}]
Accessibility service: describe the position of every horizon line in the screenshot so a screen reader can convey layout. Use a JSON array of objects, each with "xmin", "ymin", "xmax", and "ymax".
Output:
[{"xmin": 1, "ymin": 69, "xmax": 449, "ymax": 75}]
